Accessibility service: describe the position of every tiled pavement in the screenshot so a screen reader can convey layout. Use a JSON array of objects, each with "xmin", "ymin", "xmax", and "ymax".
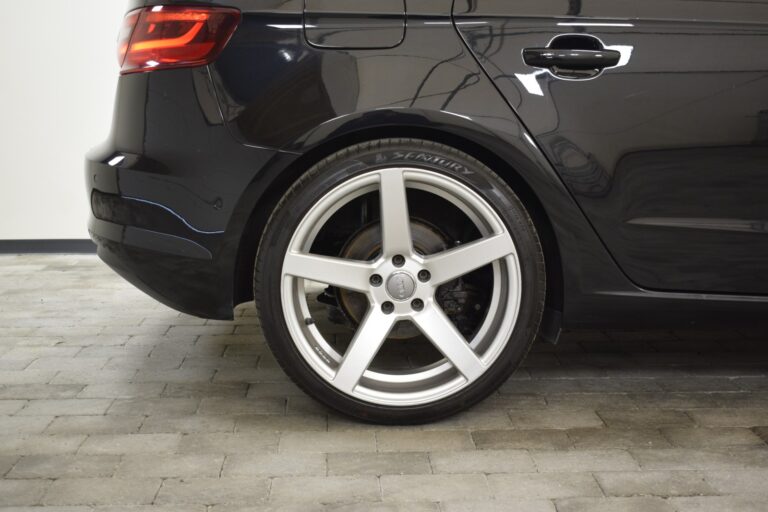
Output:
[{"xmin": 1, "ymin": 254, "xmax": 768, "ymax": 511}]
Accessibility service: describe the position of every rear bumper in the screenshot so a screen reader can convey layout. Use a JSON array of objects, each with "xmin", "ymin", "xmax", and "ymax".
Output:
[
  {"xmin": 84, "ymin": 67, "xmax": 288, "ymax": 319},
  {"xmin": 86, "ymin": 148, "xmax": 234, "ymax": 319}
]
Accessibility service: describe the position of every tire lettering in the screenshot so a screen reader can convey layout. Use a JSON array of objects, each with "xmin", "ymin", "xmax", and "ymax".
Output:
[{"xmin": 391, "ymin": 151, "xmax": 470, "ymax": 174}]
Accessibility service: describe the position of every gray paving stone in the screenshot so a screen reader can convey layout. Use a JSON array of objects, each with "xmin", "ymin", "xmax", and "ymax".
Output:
[
  {"xmin": 34, "ymin": 327, "xmax": 103, "ymax": 338},
  {"xmin": 0, "ymin": 415, "xmax": 53, "ymax": 435},
  {"xmin": 440, "ymin": 500, "xmax": 555, "ymax": 512},
  {"xmin": 322, "ymin": 503, "xmax": 438, "ymax": 512},
  {"xmin": 710, "ymin": 391, "xmax": 768, "ymax": 408},
  {"xmin": 430, "ymin": 450, "xmax": 535, "ymax": 474},
  {"xmin": 503, "ymin": 378, "xmax": 663, "ymax": 394},
  {"xmin": 0, "ymin": 384, "xmax": 83, "ymax": 400},
  {"xmin": 0, "ymin": 478, "xmax": 51, "ymax": 506},
  {"xmin": 376, "ymin": 430, "xmax": 473, "ymax": 452},
  {"xmin": 529, "ymin": 366, "xmax": 608, "ymax": 380},
  {"xmin": 95, "ymin": 507, "xmax": 205, "ymax": 512},
  {"xmin": 597, "ymin": 409, "xmax": 694, "ymax": 428},
  {"xmin": 0, "ymin": 454, "xmax": 19, "ymax": 476},
  {"xmin": 0, "ymin": 435, "xmax": 86, "ymax": 456},
  {"xmin": 596, "ymin": 470, "xmax": 715, "ymax": 497},
  {"xmin": 140, "ymin": 414, "xmax": 236, "ymax": 434},
  {"xmin": 733, "ymin": 377, "xmax": 768, "ymax": 391},
  {"xmin": 125, "ymin": 334, "xmax": 197, "ymax": 348},
  {"xmin": 0, "ymin": 370, "xmax": 57, "ymax": 385},
  {"xmin": 104, "ymin": 355, "xmax": 184, "ymax": 371},
  {"xmin": 555, "ymin": 497, "xmax": 676, "ymax": 512},
  {"xmin": 472, "ymin": 429, "xmax": 572, "ymax": 450},
  {"xmin": 77, "ymin": 382, "xmax": 165, "ymax": 399},
  {"xmin": 49, "ymin": 366, "xmax": 135, "ymax": 383},
  {"xmin": 669, "ymin": 496, "xmax": 768, "ymax": 512},
  {"xmin": 17, "ymin": 399, "xmax": 113, "ymax": 416},
  {"xmin": 567, "ymin": 428, "xmax": 672, "ymax": 449},
  {"xmin": 328, "ymin": 452, "xmax": 431, "ymax": 476},
  {"xmin": 198, "ymin": 397, "xmax": 285, "ymax": 415},
  {"xmin": 487, "ymin": 472, "xmax": 602, "ymax": 499},
  {"xmin": 0, "ymin": 328, "xmax": 36, "ymax": 337},
  {"xmin": 382, "ymin": 474, "xmax": 490, "ymax": 502},
  {"xmin": 544, "ymin": 393, "xmax": 636, "ymax": 409},
  {"xmin": 656, "ymin": 377, "xmax": 742, "ymax": 392},
  {"xmin": 100, "ymin": 325, "xmax": 169, "ymax": 337},
  {"xmin": 508, "ymin": 408, "xmax": 604, "ymax": 429},
  {"xmin": 213, "ymin": 504, "xmax": 428, "ymax": 512},
  {"xmin": 269, "ymin": 476, "xmax": 379, "ymax": 504},
  {"xmin": 703, "ymin": 469, "xmax": 768, "ymax": 495},
  {"xmin": 116, "ymin": 454, "xmax": 224, "ymax": 478},
  {"xmin": 689, "ymin": 408, "xmax": 768, "ymax": 427},
  {"xmin": 473, "ymin": 394, "xmax": 548, "ymax": 411},
  {"xmin": 2, "ymin": 346, "xmax": 82, "ymax": 360},
  {"xmin": 223, "ymin": 453, "xmax": 326, "ymax": 477},
  {"xmin": 234, "ymin": 413, "xmax": 326, "ymax": 433},
  {"xmin": 43, "ymin": 477, "xmax": 161, "ymax": 506},
  {"xmin": 27, "ymin": 358, "xmax": 109, "ymax": 371},
  {"xmin": 532, "ymin": 449, "xmax": 639, "ymax": 472},
  {"xmin": 46, "ymin": 415, "xmax": 144, "ymax": 435},
  {"xmin": 133, "ymin": 368, "xmax": 215, "ymax": 383},
  {"xmin": 163, "ymin": 382, "xmax": 248, "ymax": 398},
  {"xmin": 0, "ymin": 400, "xmax": 26, "ymax": 415},
  {"xmin": 754, "ymin": 426, "xmax": 768, "ymax": 444},
  {"xmin": 0, "ymin": 506, "xmax": 93, "ymax": 512},
  {"xmin": 78, "ymin": 434, "xmax": 181, "ymax": 455},
  {"xmin": 214, "ymin": 367, "xmax": 290, "ymax": 384},
  {"xmin": 628, "ymin": 392, "xmax": 728, "ymax": 409},
  {"xmin": 280, "ymin": 431, "xmax": 376, "ymax": 453},
  {"xmin": 661, "ymin": 427, "xmax": 765, "ymax": 447},
  {"xmin": 632, "ymin": 447, "xmax": 768, "ymax": 470},
  {"xmin": 0, "ymin": 359, "xmax": 34, "ymax": 370},
  {"xmin": 7, "ymin": 454, "xmax": 120, "ymax": 479},
  {"xmin": 106, "ymin": 397, "xmax": 200, "ymax": 416},
  {"xmin": 76, "ymin": 345, "xmax": 153, "ymax": 359},
  {"xmin": 179, "ymin": 432, "xmax": 280, "ymax": 454}
]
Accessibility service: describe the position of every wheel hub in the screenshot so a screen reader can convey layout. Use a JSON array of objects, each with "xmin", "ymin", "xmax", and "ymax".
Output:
[
  {"xmin": 386, "ymin": 271, "xmax": 416, "ymax": 301},
  {"xmin": 337, "ymin": 220, "xmax": 449, "ymax": 339}
]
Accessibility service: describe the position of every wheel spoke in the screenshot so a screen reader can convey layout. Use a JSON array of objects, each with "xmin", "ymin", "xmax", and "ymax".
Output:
[
  {"xmin": 414, "ymin": 305, "xmax": 486, "ymax": 382},
  {"xmin": 379, "ymin": 169, "xmax": 413, "ymax": 257},
  {"xmin": 283, "ymin": 252, "xmax": 373, "ymax": 293},
  {"xmin": 333, "ymin": 309, "xmax": 395, "ymax": 393},
  {"xmin": 424, "ymin": 233, "xmax": 516, "ymax": 285}
]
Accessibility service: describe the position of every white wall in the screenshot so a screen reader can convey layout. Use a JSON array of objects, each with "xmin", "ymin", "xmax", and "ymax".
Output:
[{"xmin": 0, "ymin": 1, "xmax": 128, "ymax": 240}]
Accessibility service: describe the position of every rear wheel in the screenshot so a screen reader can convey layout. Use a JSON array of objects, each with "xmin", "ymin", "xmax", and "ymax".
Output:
[{"xmin": 255, "ymin": 139, "xmax": 545, "ymax": 423}]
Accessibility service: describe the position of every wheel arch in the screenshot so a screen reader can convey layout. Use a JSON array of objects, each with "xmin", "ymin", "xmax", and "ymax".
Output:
[{"xmin": 233, "ymin": 126, "xmax": 565, "ymax": 335}]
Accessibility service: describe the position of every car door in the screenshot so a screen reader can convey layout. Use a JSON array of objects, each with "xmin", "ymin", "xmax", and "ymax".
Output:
[{"xmin": 454, "ymin": 0, "xmax": 768, "ymax": 294}]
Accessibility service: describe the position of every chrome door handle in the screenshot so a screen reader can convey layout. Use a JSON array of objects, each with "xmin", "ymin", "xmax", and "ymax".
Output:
[{"xmin": 523, "ymin": 48, "xmax": 621, "ymax": 70}]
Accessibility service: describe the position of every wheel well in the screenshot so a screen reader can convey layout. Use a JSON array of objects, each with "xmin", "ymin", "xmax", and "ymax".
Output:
[{"xmin": 233, "ymin": 127, "xmax": 564, "ymax": 322}]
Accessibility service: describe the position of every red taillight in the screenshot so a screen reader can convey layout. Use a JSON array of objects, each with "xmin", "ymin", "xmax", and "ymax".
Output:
[
  {"xmin": 117, "ymin": 11, "xmax": 140, "ymax": 67},
  {"xmin": 118, "ymin": 6, "xmax": 241, "ymax": 75}
]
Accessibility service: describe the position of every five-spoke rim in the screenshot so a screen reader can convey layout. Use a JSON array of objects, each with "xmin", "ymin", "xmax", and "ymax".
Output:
[{"xmin": 281, "ymin": 167, "xmax": 522, "ymax": 406}]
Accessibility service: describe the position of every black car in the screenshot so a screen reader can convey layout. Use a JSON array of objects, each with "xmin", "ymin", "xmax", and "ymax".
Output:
[{"xmin": 87, "ymin": 0, "xmax": 768, "ymax": 423}]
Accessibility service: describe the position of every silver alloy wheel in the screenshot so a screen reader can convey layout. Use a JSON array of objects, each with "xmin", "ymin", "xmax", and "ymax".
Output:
[{"xmin": 280, "ymin": 167, "xmax": 522, "ymax": 406}]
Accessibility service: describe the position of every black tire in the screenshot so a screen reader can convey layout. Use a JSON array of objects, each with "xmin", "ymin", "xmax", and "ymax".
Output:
[{"xmin": 255, "ymin": 139, "xmax": 545, "ymax": 424}]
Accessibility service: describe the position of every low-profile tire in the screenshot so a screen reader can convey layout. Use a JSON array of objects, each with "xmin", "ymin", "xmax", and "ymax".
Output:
[{"xmin": 255, "ymin": 139, "xmax": 545, "ymax": 424}]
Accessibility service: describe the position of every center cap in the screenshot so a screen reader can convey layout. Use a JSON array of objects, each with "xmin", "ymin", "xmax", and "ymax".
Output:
[{"xmin": 386, "ymin": 271, "xmax": 416, "ymax": 301}]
